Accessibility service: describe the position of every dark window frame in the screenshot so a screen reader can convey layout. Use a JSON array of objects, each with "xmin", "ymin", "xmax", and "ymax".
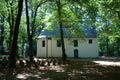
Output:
[
  {"xmin": 57, "ymin": 40, "xmax": 61, "ymax": 47},
  {"xmin": 42, "ymin": 40, "xmax": 45, "ymax": 47},
  {"xmin": 88, "ymin": 39, "xmax": 92, "ymax": 44},
  {"xmin": 48, "ymin": 37, "xmax": 51, "ymax": 40},
  {"xmin": 74, "ymin": 40, "xmax": 78, "ymax": 47}
]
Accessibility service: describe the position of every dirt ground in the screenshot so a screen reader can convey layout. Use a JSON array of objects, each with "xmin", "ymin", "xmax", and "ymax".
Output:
[{"xmin": 0, "ymin": 58, "xmax": 120, "ymax": 80}]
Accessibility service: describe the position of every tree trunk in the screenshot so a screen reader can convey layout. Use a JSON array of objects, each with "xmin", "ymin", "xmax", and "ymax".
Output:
[
  {"xmin": 21, "ymin": 38, "xmax": 25, "ymax": 57},
  {"xmin": 117, "ymin": 12, "xmax": 120, "ymax": 56},
  {"xmin": 9, "ymin": 0, "xmax": 23, "ymax": 68},
  {"xmin": 29, "ymin": 35, "xmax": 34, "ymax": 62},
  {"xmin": 0, "ymin": 16, "xmax": 5, "ymax": 54},
  {"xmin": 105, "ymin": 20, "xmax": 109, "ymax": 56},
  {"xmin": 9, "ymin": 2, "xmax": 15, "ymax": 53},
  {"xmin": 25, "ymin": 0, "xmax": 34, "ymax": 62},
  {"xmin": 57, "ymin": 0, "xmax": 67, "ymax": 61},
  {"xmin": 106, "ymin": 37, "xmax": 109, "ymax": 56},
  {"xmin": 25, "ymin": 0, "xmax": 44, "ymax": 62}
]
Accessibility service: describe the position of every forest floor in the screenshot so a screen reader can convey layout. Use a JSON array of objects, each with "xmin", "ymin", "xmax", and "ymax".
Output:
[{"xmin": 0, "ymin": 58, "xmax": 120, "ymax": 80}]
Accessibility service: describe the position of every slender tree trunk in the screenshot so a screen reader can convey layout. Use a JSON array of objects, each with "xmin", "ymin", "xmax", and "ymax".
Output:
[
  {"xmin": 9, "ymin": 0, "xmax": 23, "ymax": 68},
  {"xmin": 105, "ymin": 20, "xmax": 109, "ymax": 56},
  {"xmin": 0, "ymin": 16, "xmax": 5, "ymax": 54},
  {"xmin": 9, "ymin": 26, "xmax": 14, "ymax": 52},
  {"xmin": 21, "ymin": 38, "xmax": 25, "ymax": 57},
  {"xmin": 9, "ymin": 3, "xmax": 15, "ymax": 53},
  {"xmin": 25, "ymin": 0, "xmax": 45, "ymax": 62},
  {"xmin": 4, "ymin": 0, "xmax": 15, "ymax": 53},
  {"xmin": 117, "ymin": 12, "xmax": 120, "ymax": 56},
  {"xmin": 106, "ymin": 37, "xmax": 109, "ymax": 56},
  {"xmin": 25, "ymin": 0, "xmax": 34, "ymax": 62},
  {"xmin": 57, "ymin": 0, "xmax": 67, "ymax": 61}
]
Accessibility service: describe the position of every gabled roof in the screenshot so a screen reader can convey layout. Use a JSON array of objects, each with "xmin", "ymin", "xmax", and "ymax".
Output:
[{"xmin": 38, "ymin": 26, "xmax": 97, "ymax": 38}]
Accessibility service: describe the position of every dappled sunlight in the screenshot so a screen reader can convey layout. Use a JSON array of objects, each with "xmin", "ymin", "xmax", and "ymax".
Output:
[
  {"xmin": 16, "ymin": 73, "xmax": 30, "ymax": 79},
  {"xmin": 38, "ymin": 65, "xmax": 65, "ymax": 72},
  {"xmin": 93, "ymin": 61, "xmax": 120, "ymax": 66},
  {"xmin": 16, "ymin": 72, "xmax": 42, "ymax": 79},
  {"xmin": 1, "ymin": 59, "xmax": 120, "ymax": 80},
  {"xmin": 16, "ymin": 61, "xmax": 66, "ymax": 79},
  {"xmin": 49, "ymin": 65, "xmax": 65, "ymax": 72}
]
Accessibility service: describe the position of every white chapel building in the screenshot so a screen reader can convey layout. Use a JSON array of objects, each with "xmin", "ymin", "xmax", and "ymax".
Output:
[{"xmin": 37, "ymin": 26, "xmax": 98, "ymax": 58}]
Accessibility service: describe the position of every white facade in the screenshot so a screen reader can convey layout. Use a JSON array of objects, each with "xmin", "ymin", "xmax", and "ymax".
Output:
[{"xmin": 37, "ymin": 37, "xmax": 98, "ymax": 58}]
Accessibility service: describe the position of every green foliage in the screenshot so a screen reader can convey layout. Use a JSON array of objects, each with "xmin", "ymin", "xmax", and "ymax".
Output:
[
  {"xmin": 44, "ymin": 0, "xmax": 84, "ymax": 36},
  {"xmin": 0, "ymin": 0, "xmax": 120, "ymax": 56},
  {"xmin": 96, "ymin": 0, "xmax": 120, "ymax": 55},
  {"xmin": 0, "ymin": 1, "xmax": 8, "ymax": 16}
]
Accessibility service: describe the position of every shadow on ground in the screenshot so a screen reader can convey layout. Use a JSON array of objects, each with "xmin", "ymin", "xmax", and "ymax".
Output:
[{"xmin": 0, "ymin": 59, "xmax": 120, "ymax": 80}]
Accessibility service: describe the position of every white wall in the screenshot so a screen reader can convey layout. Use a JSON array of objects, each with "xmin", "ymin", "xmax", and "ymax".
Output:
[
  {"xmin": 37, "ymin": 37, "xmax": 98, "ymax": 58},
  {"xmin": 51, "ymin": 38, "xmax": 62, "ymax": 57},
  {"xmin": 37, "ymin": 38, "xmax": 46, "ymax": 57},
  {"xmin": 78, "ymin": 38, "xmax": 98, "ymax": 58}
]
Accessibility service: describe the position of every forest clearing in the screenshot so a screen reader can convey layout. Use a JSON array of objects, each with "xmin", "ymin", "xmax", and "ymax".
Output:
[
  {"xmin": 0, "ymin": 0, "xmax": 120, "ymax": 80},
  {"xmin": 0, "ymin": 58, "xmax": 120, "ymax": 80}
]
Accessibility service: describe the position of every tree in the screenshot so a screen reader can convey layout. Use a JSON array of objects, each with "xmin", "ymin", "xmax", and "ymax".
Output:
[
  {"xmin": 4, "ymin": 0, "xmax": 18, "ymax": 52},
  {"xmin": 18, "ymin": 16, "xmax": 27, "ymax": 57},
  {"xmin": 44, "ymin": 0, "xmax": 87, "ymax": 60},
  {"xmin": 56, "ymin": 0, "xmax": 67, "ymax": 60},
  {"xmin": 25, "ymin": 0, "xmax": 47, "ymax": 62},
  {"xmin": 0, "ymin": 0, "xmax": 9, "ymax": 54},
  {"xmin": 45, "ymin": 0, "xmax": 69, "ymax": 60},
  {"xmin": 96, "ymin": 0, "xmax": 120, "ymax": 56},
  {"xmin": 9, "ymin": 0, "xmax": 23, "ymax": 68}
]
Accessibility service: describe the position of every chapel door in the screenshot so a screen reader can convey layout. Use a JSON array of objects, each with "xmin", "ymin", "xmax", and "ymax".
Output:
[{"xmin": 74, "ymin": 49, "xmax": 78, "ymax": 58}]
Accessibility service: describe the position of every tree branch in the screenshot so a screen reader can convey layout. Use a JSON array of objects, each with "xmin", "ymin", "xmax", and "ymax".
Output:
[{"xmin": 31, "ymin": 0, "xmax": 47, "ymax": 35}]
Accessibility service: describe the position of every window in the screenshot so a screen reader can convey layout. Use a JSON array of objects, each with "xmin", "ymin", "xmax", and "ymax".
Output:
[
  {"xmin": 48, "ymin": 37, "xmax": 51, "ymax": 40},
  {"xmin": 88, "ymin": 39, "xmax": 92, "ymax": 44},
  {"xmin": 57, "ymin": 40, "xmax": 61, "ymax": 47},
  {"xmin": 74, "ymin": 40, "xmax": 78, "ymax": 47},
  {"xmin": 42, "ymin": 40, "xmax": 45, "ymax": 47}
]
